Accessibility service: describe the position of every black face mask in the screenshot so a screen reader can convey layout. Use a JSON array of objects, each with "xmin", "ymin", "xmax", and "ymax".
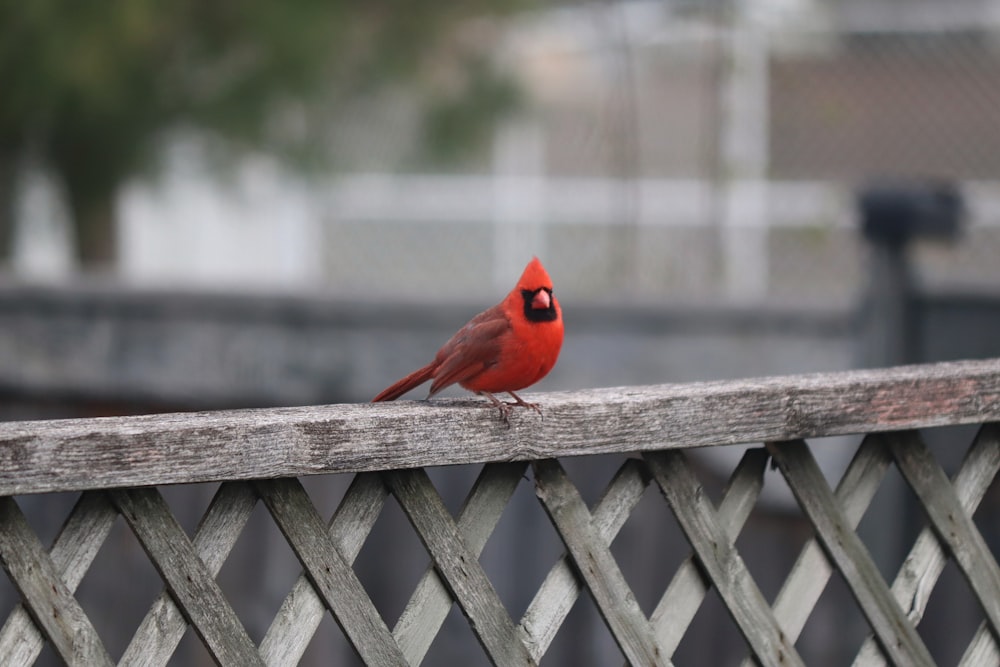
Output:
[{"xmin": 522, "ymin": 288, "xmax": 558, "ymax": 323}]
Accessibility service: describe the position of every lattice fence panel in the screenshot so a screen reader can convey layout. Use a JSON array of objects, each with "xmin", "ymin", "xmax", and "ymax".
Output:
[{"xmin": 0, "ymin": 424, "xmax": 998, "ymax": 665}]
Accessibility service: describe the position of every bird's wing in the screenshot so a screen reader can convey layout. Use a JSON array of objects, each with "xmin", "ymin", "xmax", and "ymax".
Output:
[{"xmin": 428, "ymin": 310, "xmax": 510, "ymax": 396}]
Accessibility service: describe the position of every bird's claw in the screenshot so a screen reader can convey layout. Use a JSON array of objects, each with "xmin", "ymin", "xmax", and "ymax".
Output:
[{"xmin": 481, "ymin": 391, "xmax": 543, "ymax": 428}]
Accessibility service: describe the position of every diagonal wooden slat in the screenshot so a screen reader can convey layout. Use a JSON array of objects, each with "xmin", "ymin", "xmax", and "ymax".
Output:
[
  {"xmin": 735, "ymin": 434, "xmax": 893, "ymax": 667},
  {"xmin": 394, "ymin": 462, "xmax": 527, "ymax": 664},
  {"xmin": 651, "ymin": 447, "xmax": 770, "ymax": 657},
  {"xmin": 259, "ymin": 472, "xmax": 388, "ymax": 666},
  {"xmin": 255, "ymin": 477, "xmax": 407, "ymax": 666},
  {"xmin": 854, "ymin": 424, "xmax": 1000, "ymax": 666},
  {"xmin": 532, "ymin": 459, "xmax": 670, "ymax": 667},
  {"xmin": 385, "ymin": 467, "xmax": 536, "ymax": 666},
  {"xmin": 110, "ymin": 487, "xmax": 265, "ymax": 667},
  {"xmin": 887, "ymin": 429, "xmax": 1000, "ymax": 637},
  {"xmin": 520, "ymin": 458, "xmax": 651, "ymax": 662},
  {"xmin": 0, "ymin": 491, "xmax": 117, "ymax": 665},
  {"xmin": 119, "ymin": 482, "xmax": 258, "ymax": 666},
  {"xmin": 767, "ymin": 440, "xmax": 935, "ymax": 667},
  {"xmin": 959, "ymin": 622, "xmax": 1000, "ymax": 667},
  {"xmin": 645, "ymin": 450, "xmax": 804, "ymax": 667},
  {"xmin": 0, "ymin": 496, "xmax": 114, "ymax": 666}
]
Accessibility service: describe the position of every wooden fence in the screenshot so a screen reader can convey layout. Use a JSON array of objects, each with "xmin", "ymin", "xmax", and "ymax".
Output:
[{"xmin": 1, "ymin": 358, "xmax": 1000, "ymax": 665}]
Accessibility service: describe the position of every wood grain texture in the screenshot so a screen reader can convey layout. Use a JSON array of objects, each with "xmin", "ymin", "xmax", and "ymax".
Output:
[
  {"xmin": 853, "ymin": 425, "xmax": 1000, "ymax": 666},
  {"xmin": 1, "ymin": 358, "xmax": 999, "ymax": 495},
  {"xmin": 520, "ymin": 458, "xmax": 650, "ymax": 661},
  {"xmin": 767, "ymin": 440, "xmax": 934, "ymax": 667},
  {"xmin": 532, "ymin": 459, "xmax": 669, "ymax": 667},
  {"xmin": 646, "ymin": 450, "xmax": 804, "ymax": 667},
  {"xmin": 739, "ymin": 434, "xmax": 893, "ymax": 667},
  {"xmin": 887, "ymin": 430, "xmax": 1000, "ymax": 638},
  {"xmin": 110, "ymin": 487, "xmax": 265, "ymax": 667},
  {"xmin": 394, "ymin": 462, "xmax": 526, "ymax": 664},
  {"xmin": 0, "ymin": 492, "xmax": 116, "ymax": 665},
  {"xmin": 259, "ymin": 472, "xmax": 387, "ymax": 666},
  {"xmin": 255, "ymin": 478, "xmax": 407, "ymax": 666},
  {"xmin": 385, "ymin": 468, "xmax": 536, "ymax": 666},
  {"xmin": 652, "ymin": 448, "xmax": 769, "ymax": 657},
  {"xmin": 0, "ymin": 496, "xmax": 113, "ymax": 666},
  {"xmin": 120, "ymin": 482, "xmax": 258, "ymax": 667}
]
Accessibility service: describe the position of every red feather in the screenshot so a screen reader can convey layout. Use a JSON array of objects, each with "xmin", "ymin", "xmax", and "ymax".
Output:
[{"xmin": 372, "ymin": 257, "xmax": 564, "ymax": 423}]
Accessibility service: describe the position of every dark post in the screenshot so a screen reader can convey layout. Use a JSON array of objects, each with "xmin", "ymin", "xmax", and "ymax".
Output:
[
  {"xmin": 855, "ymin": 178, "xmax": 963, "ymax": 602},
  {"xmin": 858, "ymin": 180, "xmax": 963, "ymax": 367}
]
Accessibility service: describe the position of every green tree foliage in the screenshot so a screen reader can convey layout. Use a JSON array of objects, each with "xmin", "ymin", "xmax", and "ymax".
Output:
[{"xmin": 0, "ymin": 0, "xmax": 526, "ymax": 266}]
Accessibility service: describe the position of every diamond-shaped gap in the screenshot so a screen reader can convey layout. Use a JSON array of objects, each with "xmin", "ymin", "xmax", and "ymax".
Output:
[
  {"xmin": 973, "ymin": 454, "xmax": 1000, "ymax": 568},
  {"xmin": 16, "ymin": 490, "xmax": 82, "ymax": 550},
  {"xmin": 33, "ymin": 640, "xmax": 62, "ymax": 667},
  {"xmin": 915, "ymin": 557, "xmax": 984, "ymax": 666},
  {"xmin": 166, "ymin": 625, "xmax": 216, "ymax": 666},
  {"xmin": 673, "ymin": 587, "xmax": 749, "ymax": 665},
  {"xmin": 794, "ymin": 566, "xmax": 873, "ymax": 665},
  {"xmin": 158, "ymin": 481, "xmax": 222, "ymax": 537},
  {"xmin": 478, "ymin": 462, "xmax": 564, "ymax": 624},
  {"xmin": 299, "ymin": 470, "xmax": 368, "ymax": 527},
  {"xmin": 299, "ymin": 609, "xmax": 365, "ymax": 667},
  {"xmin": 734, "ymin": 455, "xmax": 814, "ymax": 607},
  {"xmin": 854, "ymin": 457, "xmax": 926, "ymax": 584},
  {"xmin": 609, "ymin": 473, "xmax": 688, "ymax": 617},
  {"xmin": 734, "ymin": 498, "xmax": 815, "ymax": 610},
  {"xmin": 921, "ymin": 424, "xmax": 981, "ymax": 479},
  {"xmin": 73, "ymin": 511, "xmax": 165, "ymax": 661},
  {"xmin": 426, "ymin": 462, "xmax": 486, "ymax": 516},
  {"xmin": 423, "ymin": 601, "xmax": 494, "ymax": 666},
  {"xmin": 540, "ymin": 578, "xmax": 625, "ymax": 666},
  {"xmin": 560, "ymin": 453, "xmax": 633, "ymax": 507},
  {"xmin": 215, "ymin": 488, "xmax": 304, "ymax": 647},
  {"xmin": 352, "ymin": 477, "xmax": 436, "ymax": 633}
]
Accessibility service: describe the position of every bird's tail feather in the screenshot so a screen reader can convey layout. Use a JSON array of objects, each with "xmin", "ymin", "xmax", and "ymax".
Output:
[{"xmin": 372, "ymin": 364, "xmax": 436, "ymax": 402}]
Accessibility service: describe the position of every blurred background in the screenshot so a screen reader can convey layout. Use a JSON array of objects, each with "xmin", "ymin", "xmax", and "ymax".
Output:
[{"xmin": 3, "ymin": 0, "xmax": 1000, "ymax": 664}]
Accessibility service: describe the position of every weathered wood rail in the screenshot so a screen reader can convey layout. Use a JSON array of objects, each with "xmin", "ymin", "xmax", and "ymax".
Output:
[{"xmin": 0, "ymin": 358, "xmax": 999, "ymax": 665}]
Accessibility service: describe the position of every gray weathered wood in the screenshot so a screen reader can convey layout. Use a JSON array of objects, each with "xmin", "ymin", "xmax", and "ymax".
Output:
[
  {"xmin": 958, "ymin": 623, "xmax": 1000, "ymax": 667},
  {"xmin": 739, "ymin": 434, "xmax": 892, "ymax": 667},
  {"xmin": 385, "ymin": 467, "xmax": 536, "ymax": 666},
  {"xmin": 1, "ymin": 358, "xmax": 999, "ymax": 496},
  {"xmin": 394, "ymin": 462, "xmax": 526, "ymax": 664},
  {"xmin": 0, "ymin": 496, "xmax": 114, "ymax": 666},
  {"xmin": 255, "ymin": 477, "xmax": 407, "ymax": 666},
  {"xmin": 887, "ymin": 430, "xmax": 1000, "ymax": 638},
  {"xmin": 532, "ymin": 459, "xmax": 670, "ymax": 667},
  {"xmin": 652, "ymin": 448, "xmax": 769, "ymax": 656},
  {"xmin": 767, "ymin": 440, "xmax": 934, "ymax": 667},
  {"xmin": 646, "ymin": 450, "xmax": 804, "ymax": 667},
  {"xmin": 110, "ymin": 487, "xmax": 265, "ymax": 667},
  {"xmin": 259, "ymin": 472, "xmax": 388, "ymax": 666},
  {"xmin": 0, "ymin": 491, "xmax": 117, "ymax": 665},
  {"xmin": 120, "ymin": 482, "xmax": 258, "ymax": 667},
  {"xmin": 854, "ymin": 424, "xmax": 1000, "ymax": 666},
  {"xmin": 520, "ymin": 458, "xmax": 650, "ymax": 661}
]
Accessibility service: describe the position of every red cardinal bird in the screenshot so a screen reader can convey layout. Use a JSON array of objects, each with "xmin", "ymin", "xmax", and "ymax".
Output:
[{"xmin": 373, "ymin": 257, "xmax": 563, "ymax": 424}]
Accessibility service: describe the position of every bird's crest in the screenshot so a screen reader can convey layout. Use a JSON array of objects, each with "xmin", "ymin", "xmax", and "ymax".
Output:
[{"xmin": 517, "ymin": 257, "xmax": 554, "ymax": 292}]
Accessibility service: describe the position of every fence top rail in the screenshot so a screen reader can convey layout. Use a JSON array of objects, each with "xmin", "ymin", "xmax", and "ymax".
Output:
[{"xmin": 0, "ymin": 358, "xmax": 998, "ymax": 496}]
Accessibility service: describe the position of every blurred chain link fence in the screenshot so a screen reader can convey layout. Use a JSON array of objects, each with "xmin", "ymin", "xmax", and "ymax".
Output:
[
  {"xmin": 109, "ymin": 2, "xmax": 1000, "ymax": 305},
  {"xmin": 308, "ymin": 2, "xmax": 1000, "ymax": 306}
]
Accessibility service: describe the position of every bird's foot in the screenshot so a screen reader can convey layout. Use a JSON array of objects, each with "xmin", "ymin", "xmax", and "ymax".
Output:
[
  {"xmin": 480, "ymin": 391, "xmax": 543, "ymax": 427},
  {"xmin": 506, "ymin": 391, "xmax": 543, "ymax": 417},
  {"xmin": 480, "ymin": 392, "xmax": 515, "ymax": 427}
]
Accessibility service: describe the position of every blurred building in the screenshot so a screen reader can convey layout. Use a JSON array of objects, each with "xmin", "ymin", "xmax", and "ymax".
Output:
[{"xmin": 6, "ymin": 0, "xmax": 1000, "ymax": 306}]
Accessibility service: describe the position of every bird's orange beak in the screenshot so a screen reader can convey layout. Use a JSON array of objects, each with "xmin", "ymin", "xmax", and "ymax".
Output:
[{"xmin": 531, "ymin": 290, "xmax": 552, "ymax": 310}]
